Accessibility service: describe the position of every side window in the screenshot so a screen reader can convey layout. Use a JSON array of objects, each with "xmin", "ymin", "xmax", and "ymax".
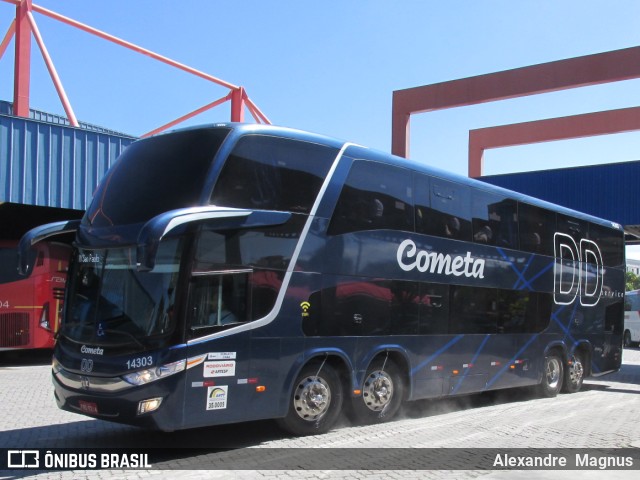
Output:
[
  {"xmin": 588, "ymin": 223, "xmax": 624, "ymax": 267},
  {"xmin": 328, "ymin": 160, "xmax": 413, "ymax": 235},
  {"xmin": 450, "ymin": 286, "xmax": 498, "ymax": 334},
  {"xmin": 518, "ymin": 203, "xmax": 555, "ymax": 256},
  {"xmin": 471, "ymin": 191, "xmax": 518, "ymax": 249},
  {"xmin": 557, "ymin": 214, "xmax": 587, "ymax": 246},
  {"xmin": 210, "ymin": 135, "xmax": 337, "ymax": 214},
  {"xmin": 497, "ymin": 290, "xmax": 551, "ymax": 334},
  {"xmin": 314, "ymin": 276, "xmax": 393, "ymax": 336},
  {"xmin": 415, "ymin": 176, "xmax": 471, "ymax": 241},
  {"xmin": 418, "ymin": 283, "xmax": 449, "ymax": 334},
  {"xmin": 187, "ymin": 273, "xmax": 250, "ymax": 339}
]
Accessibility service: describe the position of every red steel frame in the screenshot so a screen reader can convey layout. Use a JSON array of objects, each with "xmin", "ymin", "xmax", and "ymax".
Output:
[
  {"xmin": 391, "ymin": 46, "xmax": 640, "ymax": 177},
  {"xmin": 0, "ymin": 0, "xmax": 270, "ymax": 135}
]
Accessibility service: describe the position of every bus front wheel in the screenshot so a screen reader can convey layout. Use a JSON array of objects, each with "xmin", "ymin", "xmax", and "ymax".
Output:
[
  {"xmin": 350, "ymin": 359, "xmax": 404, "ymax": 425},
  {"xmin": 538, "ymin": 353, "xmax": 564, "ymax": 398},
  {"xmin": 276, "ymin": 361, "xmax": 343, "ymax": 436},
  {"xmin": 623, "ymin": 330, "xmax": 632, "ymax": 348}
]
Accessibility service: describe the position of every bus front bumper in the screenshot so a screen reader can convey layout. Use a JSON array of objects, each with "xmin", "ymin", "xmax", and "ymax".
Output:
[{"xmin": 52, "ymin": 366, "xmax": 183, "ymax": 432}]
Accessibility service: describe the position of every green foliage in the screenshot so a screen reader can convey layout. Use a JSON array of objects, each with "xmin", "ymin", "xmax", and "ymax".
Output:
[{"xmin": 626, "ymin": 271, "xmax": 640, "ymax": 292}]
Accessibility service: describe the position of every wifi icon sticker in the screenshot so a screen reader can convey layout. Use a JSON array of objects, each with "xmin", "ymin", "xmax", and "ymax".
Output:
[{"xmin": 300, "ymin": 301, "xmax": 311, "ymax": 317}]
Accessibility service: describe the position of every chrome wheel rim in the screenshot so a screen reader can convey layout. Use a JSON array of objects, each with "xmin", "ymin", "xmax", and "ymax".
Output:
[
  {"xmin": 545, "ymin": 357, "xmax": 561, "ymax": 389},
  {"xmin": 568, "ymin": 355, "xmax": 584, "ymax": 385},
  {"xmin": 362, "ymin": 370, "xmax": 394, "ymax": 412},
  {"xmin": 293, "ymin": 376, "xmax": 331, "ymax": 421}
]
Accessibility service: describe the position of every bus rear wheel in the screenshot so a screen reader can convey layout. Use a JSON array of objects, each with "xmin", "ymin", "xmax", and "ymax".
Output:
[
  {"xmin": 623, "ymin": 330, "xmax": 632, "ymax": 348},
  {"xmin": 350, "ymin": 359, "xmax": 404, "ymax": 425},
  {"xmin": 276, "ymin": 361, "xmax": 343, "ymax": 436},
  {"xmin": 538, "ymin": 353, "xmax": 563, "ymax": 398},
  {"xmin": 562, "ymin": 352, "xmax": 585, "ymax": 393}
]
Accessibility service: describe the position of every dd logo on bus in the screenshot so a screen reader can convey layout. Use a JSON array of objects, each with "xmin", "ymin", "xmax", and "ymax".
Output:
[{"xmin": 554, "ymin": 233, "xmax": 603, "ymax": 307}]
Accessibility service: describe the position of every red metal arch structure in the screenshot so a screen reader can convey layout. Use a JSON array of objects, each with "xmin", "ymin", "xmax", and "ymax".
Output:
[
  {"xmin": 391, "ymin": 46, "xmax": 640, "ymax": 178},
  {"xmin": 0, "ymin": 0, "xmax": 270, "ymax": 136}
]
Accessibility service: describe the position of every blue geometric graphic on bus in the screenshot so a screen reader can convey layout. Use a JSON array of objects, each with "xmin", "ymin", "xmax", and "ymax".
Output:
[
  {"xmin": 485, "ymin": 334, "xmax": 539, "ymax": 389},
  {"xmin": 451, "ymin": 334, "xmax": 490, "ymax": 395},
  {"xmin": 410, "ymin": 334, "xmax": 464, "ymax": 376},
  {"xmin": 495, "ymin": 247, "xmax": 554, "ymax": 291}
]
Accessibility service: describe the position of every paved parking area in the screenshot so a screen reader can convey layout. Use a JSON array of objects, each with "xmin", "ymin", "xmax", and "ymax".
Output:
[{"xmin": 0, "ymin": 348, "xmax": 639, "ymax": 479}]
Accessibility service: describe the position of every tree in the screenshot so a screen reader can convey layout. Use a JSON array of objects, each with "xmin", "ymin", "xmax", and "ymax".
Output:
[{"xmin": 626, "ymin": 271, "xmax": 640, "ymax": 292}]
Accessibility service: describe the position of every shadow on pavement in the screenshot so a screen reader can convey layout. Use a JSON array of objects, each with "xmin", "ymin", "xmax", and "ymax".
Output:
[{"xmin": 0, "ymin": 350, "xmax": 52, "ymax": 367}]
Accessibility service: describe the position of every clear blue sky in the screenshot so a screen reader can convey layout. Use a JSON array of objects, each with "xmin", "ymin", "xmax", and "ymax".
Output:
[{"xmin": 1, "ymin": 1, "xmax": 640, "ymax": 253}]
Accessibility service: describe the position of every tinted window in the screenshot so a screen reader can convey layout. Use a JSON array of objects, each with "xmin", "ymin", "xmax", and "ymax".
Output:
[
  {"xmin": 418, "ymin": 283, "xmax": 449, "ymax": 334},
  {"xmin": 187, "ymin": 272, "xmax": 251, "ymax": 339},
  {"xmin": 450, "ymin": 286, "xmax": 551, "ymax": 335},
  {"xmin": 311, "ymin": 276, "xmax": 393, "ymax": 336},
  {"xmin": 390, "ymin": 281, "xmax": 421, "ymax": 335},
  {"xmin": 588, "ymin": 223, "xmax": 624, "ymax": 267},
  {"xmin": 450, "ymin": 286, "xmax": 498, "ymax": 334},
  {"xmin": 605, "ymin": 300, "xmax": 624, "ymax": 334},
  {"xmin": 328, "ymin": 161, "xmax": 414, "ymax": 235},
  {"xmin": 518, "ymin": 203, "xmax": 555, "ymax": 256},
  {"xmin": 557, "ymin": 214, "xmax": 587, "ymax": 246},
  {"xmin": 211, "ymin": 135, "xmax": 338, "ymax": 214},
  {"xmin": 86, "ymin": 128, "xmax": 230, "ymax": 227},
  {"xmin": 415, "ymin": 176, "xmax": 471, "ymax": 241},
  {"xmin": 497, "ymin": 290, "xmax": 551, "ymax": 334},
  {"xmin": 193, "ymin": 215, "xmax": 306, "ymax": 272},
  {"xmin": 471, "ymin": 192, "xmax": 518, "ymax": 249}
]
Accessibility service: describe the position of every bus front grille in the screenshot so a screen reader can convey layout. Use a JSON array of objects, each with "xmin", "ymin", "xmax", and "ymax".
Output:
[{"xmin": 0, "ymin": 313, "xmax": 30, "ymax": 348}]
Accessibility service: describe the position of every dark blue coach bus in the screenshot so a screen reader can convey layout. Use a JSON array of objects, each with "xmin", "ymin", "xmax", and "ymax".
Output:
[{"xmin": 20, "ymin": 123, "xmax": 625, "ymax": 435}]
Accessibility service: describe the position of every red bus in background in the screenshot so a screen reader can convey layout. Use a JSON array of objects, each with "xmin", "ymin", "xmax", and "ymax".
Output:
[{"xmin": 0, "ymin": 241, "xmax": 71, "ymax": 350}]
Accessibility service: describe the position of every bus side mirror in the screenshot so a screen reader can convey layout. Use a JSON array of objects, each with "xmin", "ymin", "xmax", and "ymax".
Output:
[
  {"xmin": 18, "ymin": 220, "xmax": 81, "ymax": 275},
  {"xmin": 136, "ymin": 206, "xmax": 291, "ymax": 271}
]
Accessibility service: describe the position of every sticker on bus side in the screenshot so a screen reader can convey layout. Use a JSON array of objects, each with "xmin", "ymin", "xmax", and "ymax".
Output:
[
  {"xmin": 206, "ymin": 386, "xmax": 228, "ymax": 410},
  {"xmin": 207, "ymin": 352, "xmax": 236, "ymax": 360},
  {"xmin": 204, "ymin": 361, "xmax": 236, "ymax": 377}
]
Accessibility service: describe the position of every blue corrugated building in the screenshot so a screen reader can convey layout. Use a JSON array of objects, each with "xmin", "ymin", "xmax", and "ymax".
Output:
[
  {"xmin": 0, "ymin": 101, "xmax": 136, "ymax": 238},
  {"xmin": 481, "ymin": 162, "xmax": 640, "ymax": 242}
]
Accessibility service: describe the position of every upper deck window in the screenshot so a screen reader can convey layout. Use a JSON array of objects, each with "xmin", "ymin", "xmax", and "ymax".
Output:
[
  {"xmin": 85, "ymin": 128, "xmax": 231, "ymax": 227},
  {"xmin": 415, "ymin": 176, "xmax": 471, "ymax": 241},
  {"xmin": 471, "ymin": 191, "xmax": 518, "ymax": 249},
  {"xmin": 328, "ymin": 160, "xmax": 414, "ymax": 235},
  {"xmin": 210, "ymin": 135, "xmax": 338, "ymax": 214}
]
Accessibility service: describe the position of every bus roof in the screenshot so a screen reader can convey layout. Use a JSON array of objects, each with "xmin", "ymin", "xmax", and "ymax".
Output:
[{"xmin": 161, "ymin": 123, "xmax": 622, "ymax": 232}]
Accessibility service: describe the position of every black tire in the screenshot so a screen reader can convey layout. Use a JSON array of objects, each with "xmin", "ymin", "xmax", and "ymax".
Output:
[
  {"xmin": 562, "ymin": 351, "xmax": 585, "ymax": 393},
  {"xmin": 538, "ymin": 353, "xmax": 564, "ymax": 398},
  {"xmin": 276, "ymin": 362, "xmax": 343, "ymax": 436},
  {"xmin": 350, "ymin": 359, "xmax": 404, "ymax": 425},
  {"xmin": 623, "ymin": 330, "xmax": 632, "ymax": 348}
]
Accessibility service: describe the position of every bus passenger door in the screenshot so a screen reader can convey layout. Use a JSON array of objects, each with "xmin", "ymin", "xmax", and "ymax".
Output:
[{"xmin": 182, "ymin": 273, "xmax": 252, "ymax": 428}]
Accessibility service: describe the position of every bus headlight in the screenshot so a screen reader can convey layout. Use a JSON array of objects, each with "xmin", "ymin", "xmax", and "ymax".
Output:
[{"xmin": 122, "ymin": 359, "xmax": 186, "ymax": 386}]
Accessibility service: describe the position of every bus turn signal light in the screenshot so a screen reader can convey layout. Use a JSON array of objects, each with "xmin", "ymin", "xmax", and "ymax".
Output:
[{"xmin": 256, "ymin": 386, "xmax": 266, "ymax": 393}]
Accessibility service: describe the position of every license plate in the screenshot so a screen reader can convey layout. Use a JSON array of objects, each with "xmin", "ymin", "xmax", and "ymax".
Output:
[{"xmin": 79, "ymin": 400, "xmax": 99, "ymax": 415}]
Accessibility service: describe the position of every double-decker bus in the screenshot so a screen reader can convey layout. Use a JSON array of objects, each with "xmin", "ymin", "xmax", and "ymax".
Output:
[
  {"xmin": 0, "ymin": 241, "xmax": 71, "ymax": 350},
  {"xmin": 20, "ymin": 124, "xmax": 625, "ymax": 435}
]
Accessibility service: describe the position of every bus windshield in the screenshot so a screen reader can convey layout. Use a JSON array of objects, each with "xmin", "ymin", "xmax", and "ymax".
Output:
[
  {"xmin": 86, "ymin": 127, "xmax": 230, "ymax": 228},
  {"xmin": 61, "ymin": 238, "xmax": 183, "ymax": 349}
]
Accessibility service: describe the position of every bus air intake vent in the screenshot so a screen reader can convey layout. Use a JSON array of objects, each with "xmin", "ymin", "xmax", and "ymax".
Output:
[{"xmin": 0, "ymin": 313, "xmax": 30, "ymax": 348}]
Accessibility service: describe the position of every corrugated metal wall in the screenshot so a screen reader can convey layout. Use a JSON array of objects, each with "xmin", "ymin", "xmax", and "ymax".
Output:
[
  {"xmin": 0, "ymin": 111, "xmax": 136, "ymax": 211},
  {"xmin": 480, "ymin": 161, "xmax": 640, "ymax": 228}
]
